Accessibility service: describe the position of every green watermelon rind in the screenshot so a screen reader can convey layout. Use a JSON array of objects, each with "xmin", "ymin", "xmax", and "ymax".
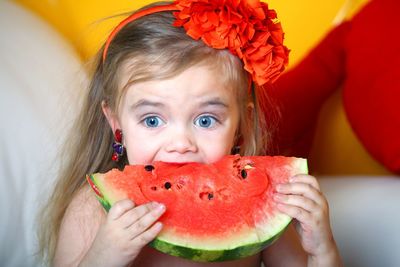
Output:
[
  {"xmin": 87, "ymin": 174, "xmax": 112, "ymax": 212},
  {"xmin": 87, "ymin": 157, "xmax": 308, "ymax": 262},
  {"xmin": 149, "ymin": 215, "xmax": 291, "ymax": 262},
  {"xmin": 89, "ymin": 171, "xmax": 291, "ymax": 261}
]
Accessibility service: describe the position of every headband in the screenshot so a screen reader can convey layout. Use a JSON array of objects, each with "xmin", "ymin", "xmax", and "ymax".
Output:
[{"xmin": 103, "ymin": 0, "xmax": 289, "ymax": 86}]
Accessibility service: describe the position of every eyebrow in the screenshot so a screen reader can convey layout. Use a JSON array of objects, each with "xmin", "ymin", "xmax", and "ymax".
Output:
[
  {"xmin": 199, "ymin": 97, "xmax": 229, "ymax": 109},
  {"xmin": 130, "ymin": 97, "xmax": 229, "ymax": 111},
  {"xmin": 130, "ymin": 99, "xmax": 165, "ymax": 111}
]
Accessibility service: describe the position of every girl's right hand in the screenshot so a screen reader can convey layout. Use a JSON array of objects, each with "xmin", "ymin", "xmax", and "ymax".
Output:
[{"xmin": 80, "ymin": 199, "xmax": 165, "ymax": 267}]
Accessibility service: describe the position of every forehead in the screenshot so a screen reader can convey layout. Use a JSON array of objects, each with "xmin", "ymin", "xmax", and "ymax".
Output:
[{"xmin": 121, "ymin": 64, "xmax": 238, "ymax": 106}]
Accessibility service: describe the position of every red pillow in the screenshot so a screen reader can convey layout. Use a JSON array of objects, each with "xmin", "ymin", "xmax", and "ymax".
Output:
[{"xmin": 268, "ymin": 0, "xmax": 400, "ymax": 174}]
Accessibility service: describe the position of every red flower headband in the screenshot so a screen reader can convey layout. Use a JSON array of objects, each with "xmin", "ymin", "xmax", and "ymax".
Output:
[{"xmin": 103, "ymin": 0, "xmax": 289, "ymax": 86}]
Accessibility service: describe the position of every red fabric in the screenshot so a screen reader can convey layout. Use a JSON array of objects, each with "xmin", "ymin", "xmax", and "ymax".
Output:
[
  {"xmin": 268, "ymin": 0, "xmax": 400, "ymax": 174},
  {"xmin": 344, "ymin": 0, "xmax": 400, "ymax": 174},
  {"xmin": 267, "ymin": 22, "xmax": 348, "ymax": 156}
]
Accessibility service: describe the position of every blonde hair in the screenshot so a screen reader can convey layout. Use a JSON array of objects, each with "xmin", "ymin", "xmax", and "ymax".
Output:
[{"xmin": 38, "ymin": 2, "xmax": 273, "ymax": 264}]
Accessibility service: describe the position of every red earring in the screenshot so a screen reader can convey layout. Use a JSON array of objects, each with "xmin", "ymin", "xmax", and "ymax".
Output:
[{"xmin": 111, "ymin": 129, "xmax": 124, "ymax": 162}]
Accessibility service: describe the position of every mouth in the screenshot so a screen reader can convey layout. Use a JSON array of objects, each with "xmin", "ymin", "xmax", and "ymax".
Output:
[{"xmin": 153, "ymin": 156, "xmax": 204, "ymax": 164}]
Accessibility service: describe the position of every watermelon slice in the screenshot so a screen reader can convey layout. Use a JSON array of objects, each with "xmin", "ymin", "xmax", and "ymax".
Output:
[{"xmin": 87, "ymin": 155, "xmax": 307, "ymax": 262}]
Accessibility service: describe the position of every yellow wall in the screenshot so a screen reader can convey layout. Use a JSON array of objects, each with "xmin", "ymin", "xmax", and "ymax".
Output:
[
  {"xmin": 14, "ymin": 0, "xmax": 154, "ymax": 59},
  {"xmin": 14, "ymin": 0, "xmax": 368, "ymax": 63}
]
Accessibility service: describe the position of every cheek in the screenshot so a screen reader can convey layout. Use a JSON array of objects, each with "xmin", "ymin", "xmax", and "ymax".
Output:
[
  {"xmin": 123, "ymin": 130, "xmax": 158, "ymax": 165},
  {"xmin": 200, "ymin": 130, "xmax": 236, "ymax": 163},
  {"xmin": 202, "ymin": 145, "xmax": 231, "ymax": 164}
]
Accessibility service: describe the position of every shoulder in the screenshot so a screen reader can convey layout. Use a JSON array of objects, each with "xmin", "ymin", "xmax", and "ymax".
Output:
[
  {"xmin": 54, "ymin": 186, "xmax": 105, "ymax": 266},
  {"xmin": 65, "ymin": 185, "xmax": 104, "ymax": 219},
  {"xmin": 60, "ymin": 185, "xmax": 105, "ymax": 234}
]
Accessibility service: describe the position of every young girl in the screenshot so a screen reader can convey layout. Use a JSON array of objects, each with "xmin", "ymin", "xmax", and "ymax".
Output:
[{"xmin": 39, "ymin": 1, "xmax": 342, "ymax": 266}]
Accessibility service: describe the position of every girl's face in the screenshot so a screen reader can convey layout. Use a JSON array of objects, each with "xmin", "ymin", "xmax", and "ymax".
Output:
[{"xmin": 104, "ymin": 64, "xmax": 240, "ymax": 165}]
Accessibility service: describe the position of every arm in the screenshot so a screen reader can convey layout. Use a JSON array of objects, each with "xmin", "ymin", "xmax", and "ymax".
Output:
[
  {"xmin": 53, "ymin": 187, "xmax": 165, "ymax": 267},
  {"xmin": 53, "ymin": 187, "xmax": 103, "ymax": 267}
]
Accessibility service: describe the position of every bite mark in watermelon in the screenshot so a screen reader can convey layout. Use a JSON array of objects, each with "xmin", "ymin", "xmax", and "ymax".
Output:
[{"xmin": 87, "ymin": 155, "xmax": 307, "ymax": 262}]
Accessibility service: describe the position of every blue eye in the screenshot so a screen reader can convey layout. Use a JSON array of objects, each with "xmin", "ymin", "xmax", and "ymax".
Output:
[
  {"xmin": 143, "ymin": 116, "xmax": 164, "ymax": 128},
  {"xmin": 195, "ymin": 115, "xmax": 217, "ymax": 128}
]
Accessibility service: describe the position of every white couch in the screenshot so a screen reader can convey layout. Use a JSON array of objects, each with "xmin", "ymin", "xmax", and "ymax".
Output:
[
  {"xmin": 0, "ymin": 1, "xmax": 84, "ymax": 266},
  {"xmin": 1, "ymin": 1, "xmax": 399, "ymax": 267},
  {"xmin": 320, "ymin": 176, "xmax": 400, "ymax": 267}
]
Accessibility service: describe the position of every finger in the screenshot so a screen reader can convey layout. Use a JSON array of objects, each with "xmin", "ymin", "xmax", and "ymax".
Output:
[
  {"xmin": 276, "ymin": 203, "xmax": 313, "ymax": 224},
  {"xmin": 108, "ymin": 199, "xmax": 135, "ymax": 221},
  {"xmin": 276, "ymin": 182, "xmax": 325, "ymax": 207},
  {"xmin": 274, "ymin": 193, "xmax": 319, "ymax": 213},
  {"xmin": 119, "ymin": 202, "xmax": 159, "ymax": 229},
  {"xmin": 128, "ymin": 203, "xmax": 166, "ymax": 239},
  {"xmin": 290, "ymin": 174, "xmax": 320, "ymax": 190},
  {"xmin": 133, "ymin": 222, "xmax": 163, "ymax": 246}
]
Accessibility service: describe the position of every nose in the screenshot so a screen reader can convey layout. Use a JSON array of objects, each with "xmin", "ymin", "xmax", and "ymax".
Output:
[{"xmin": 165, "ymin": 127, "xmax": 198, "ymax": 154}]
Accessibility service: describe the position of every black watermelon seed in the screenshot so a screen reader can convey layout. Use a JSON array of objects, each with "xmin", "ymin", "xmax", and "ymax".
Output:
[
  {"xmin": 144, "ymin": 165, "xmax": 154, "ymax": 171},
  {"xmin": 208, "ymin": 193, "xmax": 214, "ymax": 200},
  {"xmin": 241, "ymin": 169, "xmax": 247, "ymax": 179},
  {"xmin": 164, "ymin": 182, "xmax": 172, "ymax": 189}
]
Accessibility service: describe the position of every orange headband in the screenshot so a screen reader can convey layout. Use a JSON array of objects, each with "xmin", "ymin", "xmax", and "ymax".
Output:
[{"xmin": 102, "ymin": 0, "xmax": 289, "ymax": 86}]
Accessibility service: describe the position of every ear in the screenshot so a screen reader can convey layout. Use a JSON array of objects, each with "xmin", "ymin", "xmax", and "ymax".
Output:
[
  {"xmin": 101, "ymin": 100, "xmax": 121, "ymax": 133},
  {"xmin": 247, "ymin": 102, "xmax": 255, "ymax": 120}
]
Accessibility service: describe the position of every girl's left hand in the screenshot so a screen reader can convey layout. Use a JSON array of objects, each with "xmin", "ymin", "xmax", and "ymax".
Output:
[{"xmin": 273, "ymin": 174, "xmax": 336, "ymax": 258}]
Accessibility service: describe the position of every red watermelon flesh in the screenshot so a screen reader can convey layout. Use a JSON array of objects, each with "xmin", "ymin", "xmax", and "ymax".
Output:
[{"xmin": 87, "ymin": 155, "xmax": 307, "ymax": 262}]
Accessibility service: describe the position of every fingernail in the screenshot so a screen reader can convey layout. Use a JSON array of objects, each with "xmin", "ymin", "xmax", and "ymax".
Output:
[
  {"xmin": 155, "ymin": 203, "xmax": 165, "ymax": 212},
  {"xmin": 276, "ymin": 184, "xmax": 283, "ymax": 192},
  {"xmin": 155, "ymin": 222, "xmax": 163, "ymax": 231}
]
